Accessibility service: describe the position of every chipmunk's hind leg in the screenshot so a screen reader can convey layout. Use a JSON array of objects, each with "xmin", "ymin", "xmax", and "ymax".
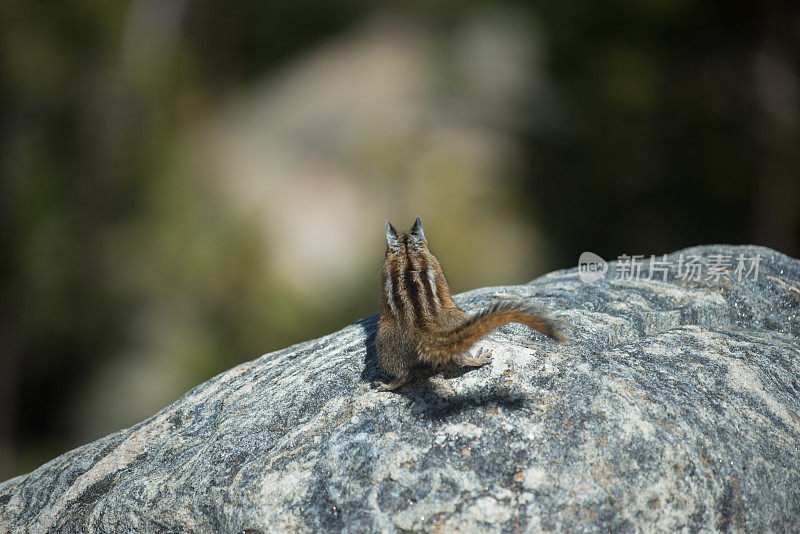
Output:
[
  {"xmin": 454, "ymin": 347, "xmax": 492, "ymax": 367},
  {"xmin": 372, "ymin": 371, "xmax": 410, "ymax": 392}
]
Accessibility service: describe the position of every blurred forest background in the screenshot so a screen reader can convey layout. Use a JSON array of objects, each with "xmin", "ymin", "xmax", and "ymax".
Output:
[{"xmin": 1, "ymin": 0, "xmax": 798, "ymax": 480}]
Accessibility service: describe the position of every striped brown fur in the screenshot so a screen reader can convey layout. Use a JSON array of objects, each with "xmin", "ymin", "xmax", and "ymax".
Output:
[{"xmin": 373, "ymin": 217, "xmax": 565, "ymax": 391}]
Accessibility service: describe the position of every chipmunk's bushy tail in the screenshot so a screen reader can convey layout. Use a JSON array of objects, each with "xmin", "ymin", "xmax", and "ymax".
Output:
[{"xmin": 417, "ymin": 301, "xmax": 566, "ymax": 366}]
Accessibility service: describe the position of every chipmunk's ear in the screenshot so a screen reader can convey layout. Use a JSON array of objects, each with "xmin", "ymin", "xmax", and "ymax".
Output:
[
  {"xmin": 409, "ymin": 216, "xmax": 425, "ymax": 241},
  {"xmin": 385, "ymin": 221, "xmax": 400, "ymax": 251}
]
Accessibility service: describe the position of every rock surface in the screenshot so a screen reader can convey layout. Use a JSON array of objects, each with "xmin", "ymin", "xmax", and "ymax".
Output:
[{"xmin": 2, "ymin": 245, "xmax": 799, "ymax": 533}]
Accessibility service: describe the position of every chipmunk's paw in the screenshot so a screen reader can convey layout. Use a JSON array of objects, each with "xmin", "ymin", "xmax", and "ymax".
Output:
[
  {"xmin": 371, "ymin": 374, "xmax": 409, "ymax": 392},
  {"xmin": 474, "ymin": 347, "xmax": 493, "ymax": 365},
  {"xmin": 455, "ymin": 348, "xmax": 492, "ymax": 367}
]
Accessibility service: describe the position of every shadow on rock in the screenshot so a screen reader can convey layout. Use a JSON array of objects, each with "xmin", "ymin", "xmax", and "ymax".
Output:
[
  {"xmin": 396, "ymin": 382, "xmax": 530, "ymax": 422},
  {"xmin": 356, "ymin": 315, "xmax": 382, "ymax": 383}
]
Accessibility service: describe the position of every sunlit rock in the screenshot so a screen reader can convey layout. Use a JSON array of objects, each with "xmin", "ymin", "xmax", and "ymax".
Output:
[{"xmin": 1, "ymin": 245, "xmax": 798, "ymax": 532}]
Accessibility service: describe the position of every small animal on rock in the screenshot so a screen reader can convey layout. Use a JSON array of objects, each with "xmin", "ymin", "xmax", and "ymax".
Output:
[{"xmin": 373, "ymin": 217, "xmax": 565, "ymax": 391}]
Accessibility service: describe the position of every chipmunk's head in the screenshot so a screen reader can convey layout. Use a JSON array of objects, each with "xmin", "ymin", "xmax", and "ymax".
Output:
[
  {"xmin": 381, "ymin": 217, "xmax": 450, "ymax": 310},
  {"xmin": 385, "ymin": 217, "xmax": 428, "ymax": 257}
]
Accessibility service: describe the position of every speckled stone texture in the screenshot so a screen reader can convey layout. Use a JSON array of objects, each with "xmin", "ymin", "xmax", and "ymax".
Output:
[{"xmin": 1, "ymin": 245, "xmax": 799, "ymax": 533}]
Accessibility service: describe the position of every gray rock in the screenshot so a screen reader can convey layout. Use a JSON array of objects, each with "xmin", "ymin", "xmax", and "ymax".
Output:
[{"xmin": 2, "ymin": 245, "xmax": 799, "ymax": 533}]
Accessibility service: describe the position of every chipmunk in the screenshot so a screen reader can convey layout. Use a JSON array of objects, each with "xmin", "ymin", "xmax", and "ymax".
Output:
[{"xmin": 373, "ymin": 217, "xmax": 565, "ymax": 391}]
